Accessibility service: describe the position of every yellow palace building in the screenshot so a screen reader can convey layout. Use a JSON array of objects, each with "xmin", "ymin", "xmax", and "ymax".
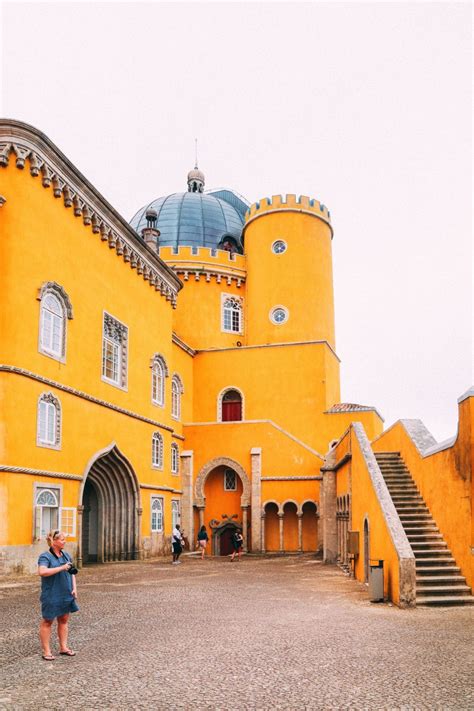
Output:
[{"xmin": 1, "ymin": 120, "xmax": 472, "ymax": 607}]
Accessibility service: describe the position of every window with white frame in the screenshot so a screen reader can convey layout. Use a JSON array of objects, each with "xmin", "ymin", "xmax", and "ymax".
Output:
[
  {"xmin": 37, "ymin": 393, "xmax": 61, "ymax": 449},
  {"xmin": 171, "ymin": 375, "xmax": 183, "ymax": 420},
  {"xmin": 171, "ymin": 500, "xmax": 180, "ymax": 529},
  {"xmin": 33, "ymin": 487, "xmax": 76, "ymax": 541},
  {"xmin": 224, "ymin": 469, "xmax": 237, "ymax": 491},
  {"xmin": 151, "ymin": 354, "xmax": 167, "ymax": 406},
  {"xmin": 38, "ymin": 283, "xmax": 73, "ymax": 361},
  {"xmin": 171, "ymin": 443, "xmax": 179, "ymax": 474},
  {"xmin": 221, "ymin": 294, "xmax": 243, "ymax": 333},
  {"xmin": 151, "ymin": 496, "xmax": 163, "ymax": 532},
  {"xmin": 102, "ymin": 313, "xmax": 128, "ymax": 388},
  {"xmin": 152, "ymin": 432, "xmax": 163, "ymax": 469}
]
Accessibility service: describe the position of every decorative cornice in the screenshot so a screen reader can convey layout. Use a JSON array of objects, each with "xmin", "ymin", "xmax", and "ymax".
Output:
[
  {"xmin": 173, "ymin": 267, "xmax": 245, "ymax": 288},
  {"xmin": 261, "ymin": 476, "xmax": 322, "ymax": 481},
  {"xmin": 1, "ymin": 365, "xmax": 175, "ymax": 433},
  {"xmin": 140, "ymin": 484, "xmax": 183, "ymax": 493},
  {"xmin": 195, "ymin": 339, "xmax": 340, "ymax": 362},
  {"xmin": 0, "ymin": 465, "xmax": 82, "ymax": 481},
  {"xmin": 172, "ymin": 432, "xmax": 185, "ymax": 441},
  {"xmin": 0, "ymin": 120, "xmax": 182, "ymax": 307},
  {"xmin": 172, "ymin": 332, "xmax": 196, "ymax": 357}
]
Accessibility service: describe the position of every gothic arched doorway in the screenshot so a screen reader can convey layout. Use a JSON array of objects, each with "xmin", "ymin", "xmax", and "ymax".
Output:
[{"xmin": 79, "ymin": 445, "xmax": 141, "ymax": 565}]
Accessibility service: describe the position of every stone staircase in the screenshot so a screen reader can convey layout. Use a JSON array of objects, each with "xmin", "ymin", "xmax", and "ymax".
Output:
[{"xmin": 375, "ymin": 452, "xmax": 474, "ymax": 607}]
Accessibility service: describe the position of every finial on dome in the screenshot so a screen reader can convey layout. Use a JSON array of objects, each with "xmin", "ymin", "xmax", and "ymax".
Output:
[{"xmin": 188, "ymin": 138, "xmax": 205, "ymax": 193}]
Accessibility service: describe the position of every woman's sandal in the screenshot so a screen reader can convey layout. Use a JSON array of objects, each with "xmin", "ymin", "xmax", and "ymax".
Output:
[
  {"xmin": 59, "ymin": 649, "xmax": 76, "ymax": 656},
  {"xmin": 42, "ymin": 654, "xmax": 55, "ymax": 661}
]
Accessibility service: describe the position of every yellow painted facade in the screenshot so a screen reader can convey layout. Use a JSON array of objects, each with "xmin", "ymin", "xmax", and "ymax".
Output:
[{"xmin": 1, "ymin": 120, "xmax": 471, "ymax": 609}]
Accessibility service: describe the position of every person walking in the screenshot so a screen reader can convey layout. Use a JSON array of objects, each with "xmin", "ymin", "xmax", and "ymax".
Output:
[
  {"xmin": 197, "ymin": 525, "xmax": 209, "ymax": 560},
  {"xmin": 230, "ymin": 529, "xmax": 244, "ymax": 562},
  {"xmin": 37, "ymin": 530, "xmax": 79, "ymax": 661},
  {"xmin": 172, "ymin": 524, "xmax": 184, "ymax": 565}
]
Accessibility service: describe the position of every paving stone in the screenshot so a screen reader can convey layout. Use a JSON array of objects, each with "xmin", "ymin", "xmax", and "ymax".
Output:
[{"xmin": 0, "ymin": 555, "xmax": 472, "ymax": 710}]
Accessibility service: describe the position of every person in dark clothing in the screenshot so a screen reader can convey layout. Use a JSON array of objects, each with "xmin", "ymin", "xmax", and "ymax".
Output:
[
  {"xmin": 197, "ymin": 525, "xmax": 209, "ymax": 560},
  {"xmin": 230, "ymin": 530, "xmax": 243, "ymax": 561}
]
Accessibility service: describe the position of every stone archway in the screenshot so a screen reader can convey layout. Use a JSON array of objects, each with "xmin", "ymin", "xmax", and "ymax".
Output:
[
  {"xmin": 78, "ymin": 444, "xmax": 141, "ymax": 566},
  {"xmin": 195, "ymin": 457, "xmax": 251, "ymax": 551}
]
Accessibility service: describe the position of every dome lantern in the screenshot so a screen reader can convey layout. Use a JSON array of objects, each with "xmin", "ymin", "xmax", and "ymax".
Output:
[{"xmin": 187, "ymin": 164, "xmax": 205, "ymax": 194}]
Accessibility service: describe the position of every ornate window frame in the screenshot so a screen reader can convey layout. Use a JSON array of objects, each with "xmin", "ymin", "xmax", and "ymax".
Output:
[
  {"xmin": 150, "ymin": 354, "xmax": 168, "ymax": 407},
  {"xmin": 271, "ymin": 239, "xmax": 287, "ymax": 255},
  {"xmin": 171, "ymin": 374, "xmax": 184, "ymax": 420},
  {"xmin": 101, "ymin": 312, "xmax": 128, "ymax": 390},
  {"xmin": 37, "ymin": 282, "xmax": 73, "ymax": 363},
  {"xmin": 151, "ymin": 496, "xmax": 164, "ymax": 533},
  {"xmin": 152, "ymin": 432, "xmax": 164, "ymax": 470},
  {"xmin": 171, "ymin": 443, "xmax": 179, "ymax": 474},
  {"xmin": 269, "ymin": 305, "xmax": 289, "ymax": 325},
  {"xmin": 217, "ymin": 386, "xmax": 245, "ymax": 422},
  {"xmin": 171, "ymin": 499, "xmax": 180, "ymax": 529},
  {"xmin": 37, "ymin": 392, "xmax": 61, "ymax": 450},
  {"xmin": 221, "ymin": 293, "xmax": 243, "ymax": 334},
  {"xmin": 224, "ymin": 469, "xmax": 237, "ymax": 491}
]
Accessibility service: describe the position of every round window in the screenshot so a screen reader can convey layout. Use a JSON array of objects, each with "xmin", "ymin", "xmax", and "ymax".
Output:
[
  {"xmin": 272, "ymin": 240, "xmax": 287, "ymax": 254},
  {"xmin": 270, "ymin": 307, "xmax": 289, "ymax": 325}
]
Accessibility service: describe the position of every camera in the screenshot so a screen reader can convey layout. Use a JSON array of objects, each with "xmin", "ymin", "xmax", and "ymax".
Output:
[{"xmin": 66, "ymin": 562, "xmax": 78, "ymax": 575}]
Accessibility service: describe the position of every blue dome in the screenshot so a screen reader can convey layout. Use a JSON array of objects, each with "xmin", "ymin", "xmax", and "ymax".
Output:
[{"xmin": 130, "ymin": 192, "xmax": 244, "ymax": 252}]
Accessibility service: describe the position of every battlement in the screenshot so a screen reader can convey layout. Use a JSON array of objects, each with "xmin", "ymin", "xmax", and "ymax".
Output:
[
  {"xmin": 159, "ymin": 245, "xmax": 246, "ymax": 269},
  {"xmin": 244, "ymin": 194, "xmax": 331, "ymax": 226}
]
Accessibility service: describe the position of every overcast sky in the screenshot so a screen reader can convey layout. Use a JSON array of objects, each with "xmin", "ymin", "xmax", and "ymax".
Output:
[{"xmin": 1, "ymin": 1, "xmax": 472, "ymax": 442}]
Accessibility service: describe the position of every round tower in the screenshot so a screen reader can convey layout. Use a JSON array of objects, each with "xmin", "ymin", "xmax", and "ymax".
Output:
[{"xmin": 243, "ymin": 194, "xmax": 335, "ymax": 349}]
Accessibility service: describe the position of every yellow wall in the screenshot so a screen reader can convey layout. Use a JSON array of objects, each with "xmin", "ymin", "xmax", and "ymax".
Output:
[
  {"xmin": 192, "ymin": 343, "xmax": 340, "ymax": 453},
  {"xmin": 244, "ymin": 196, "xmax": 335, "ymax": 349},
  {"xmin": 371, "ymin": 400, "xmax": 473, "ymax": 588}
]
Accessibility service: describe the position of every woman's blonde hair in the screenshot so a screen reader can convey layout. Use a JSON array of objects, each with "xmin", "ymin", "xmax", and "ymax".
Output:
[{"xmin": 46, "ymin": 530, "xmax": 63, "ymax": 547}]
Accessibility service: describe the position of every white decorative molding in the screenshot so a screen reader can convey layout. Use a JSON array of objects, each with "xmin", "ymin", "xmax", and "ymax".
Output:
[
  {"xmin": 0, "ymin": 464, "xmax": 82, "ymax": 481},
  {"xmin": 0, "ymin": 121, "xmax": 181, "ymax": 307},
  {"xmin": 195, "ymin": 456, "xmax": 251, "ymax": 507}
]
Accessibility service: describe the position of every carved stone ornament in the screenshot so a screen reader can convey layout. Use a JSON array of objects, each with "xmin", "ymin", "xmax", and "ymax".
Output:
[
  {"xmin": 37, "ymin": 281, "xmax": 74, "ymax": 319},
  {"xmin": 0, "ymin": 129, "xmax": 180, "ymax": 309}
]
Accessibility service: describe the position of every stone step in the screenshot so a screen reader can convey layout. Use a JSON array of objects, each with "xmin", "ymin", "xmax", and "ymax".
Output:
[
  {"xmin": 399, "ymin": 514, "xmax": 433, "ymax": 520},
  {"xmin": 415, "ymin": 557, "xmax": 456, "ymax": 565},
  {"xmin": 410, "ymin": 541, "xmax": 447, "ymax": 549},
  {"xmin": 386, "ymin": 486, "xmax": 419, "ymax": 492},
  {"xmin": 416, "ymin": 596, "xmax": 474, "ymax": 607},
  {"xmin": 416, "ymin": 585, "xmax": 471, "ymax": 596},
  {"xmin": 416, "ymin": 565, "xmax": 461, "ymax": 575},
  {"xmin": 416, "ymin": 575, "xmax": 467, "ymax": 585},
  {"xmin": 414, "ymin": 548, "xmax": 452, "ymax": 557},
  {"xmin": 407, "ymin": 532, "xmax": 443, "ymax": 540}
]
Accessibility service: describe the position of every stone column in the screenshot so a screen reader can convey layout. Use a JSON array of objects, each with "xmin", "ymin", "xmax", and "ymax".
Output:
[
  {"xmin": 76, "ymin": 505, "xmax": 84, "ymax": 568},
  {"xmin": 261, "ymin": 514, "xmax": 266, "ymax": 553},
  {"xmin": 322, "ymin": 469, "xmax": 337, "ymax": 563},
  {"xmin": 278, "ymin": 513, "xmax": 284, "ymax": 552},
  {"xmin": 198, "ymin": 506, "xmax": 205, "ymax": 528},
  {"xmin": 250, "ymin": 447, "xmax": 262, "ymax": 552},
  {"xmin": 297, "ymin": 513, "xmax": 303, "ymax": 552},
  {"xmin": 180, "ymin": 450, "xmax": 194, "ymax": 550},
  {"xmin": 136, "ymin": 507, "xmax": 143, "ymax": 560},
  {"xmin": 242, "ymin": 506, "xmax": 249, "ymax": 552}
]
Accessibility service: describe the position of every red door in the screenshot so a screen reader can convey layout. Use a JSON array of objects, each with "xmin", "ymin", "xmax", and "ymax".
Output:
[
  {"xmin": 219, "ymin": 527, "xmax": 237, "ymax": 556},
  {"xmin": 222, "ymin": 390, "xmax": 242, "ymax": 421}
]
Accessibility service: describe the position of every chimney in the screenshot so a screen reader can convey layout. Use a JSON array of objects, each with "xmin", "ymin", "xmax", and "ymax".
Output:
[{"xmin": 141, "ymin": 209, "xmax": 160, "ymax": 253}]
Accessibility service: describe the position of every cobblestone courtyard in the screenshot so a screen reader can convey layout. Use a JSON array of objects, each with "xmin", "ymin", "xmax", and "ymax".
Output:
[{"xmin": 0, "ymin": 555, "xmax": 472, "ymax": 710}]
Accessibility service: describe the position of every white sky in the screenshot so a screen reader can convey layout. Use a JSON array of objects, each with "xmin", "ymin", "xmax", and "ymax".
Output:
[{"xmin": 1, "ymin": 1, "xmax": 472, "ymax": 442}]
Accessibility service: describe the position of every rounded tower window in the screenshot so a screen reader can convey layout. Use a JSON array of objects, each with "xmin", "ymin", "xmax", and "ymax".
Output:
[
  {"xmin": 270, "ymin": 307, "xmax": 289, "ymax": 325},
  {"xmin": 272, "ymin": 240, "xmax": 287, "ymax": 254}
]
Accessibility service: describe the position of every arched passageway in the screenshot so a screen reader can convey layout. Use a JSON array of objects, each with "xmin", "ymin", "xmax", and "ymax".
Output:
[
  {"xmin": 79, "ymin": 446, "xmax": 140, "ymax": 565},
  {"xmin": 301, "ymin": 501, "xmax": 318, "ymax": 552},
  {"xmin": 263, "ymin": 502, "xmax": 280, "ymax": 552},
  {"xmin": 283, "ymin": 502, "xmax": 298, "ymax": 551}
]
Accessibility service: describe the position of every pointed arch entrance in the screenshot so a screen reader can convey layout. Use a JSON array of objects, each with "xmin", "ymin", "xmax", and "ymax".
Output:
[{"xmin": 78, "ymin": 444, "xmax": 141, "ymax": 566}]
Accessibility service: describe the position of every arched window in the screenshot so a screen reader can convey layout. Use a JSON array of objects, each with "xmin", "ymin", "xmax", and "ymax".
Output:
[
  {"xmin": 151, "ymin": 354, "xmax": 168, "ymax": 406},
  {"xmin": 34, "ymin": 487, "xmax": 59, "ymax": 540},
  {"xmin": 37, "ymin": 282, "xmax": 73, "ymax": 361},
  {"xmin": 221, "ymin": 389, "xmax": 243, "ymax": 422},
  {"xmin": 171, "ymin": 375, "xmax": 183, "ymax": 420},
  {"xmin": 151, "ymin": 496, "xmax": 163, "ymax": 532},
  {"xmin": 171, "ymin": 500, "xmax": 180, "ymax": 529},
  {"xmin": 221, "ymin": 294, "xmax": 243, "ymax": 333},
  {"xmin": 37, "ymin": 393, "xmax": 61, "ymax": 448},
  {"xmin": 152, "ymin": 432, "xmax": 163, "ymax": 469},
  {"xmin": 171, "ymin": 443, "xmax": 179, "ymax": 474}
]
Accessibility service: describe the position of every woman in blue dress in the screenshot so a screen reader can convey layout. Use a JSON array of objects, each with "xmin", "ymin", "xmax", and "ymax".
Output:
[{"xmin": 37, "ymin": 529, "xmax": 79, "ymax": 661}]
